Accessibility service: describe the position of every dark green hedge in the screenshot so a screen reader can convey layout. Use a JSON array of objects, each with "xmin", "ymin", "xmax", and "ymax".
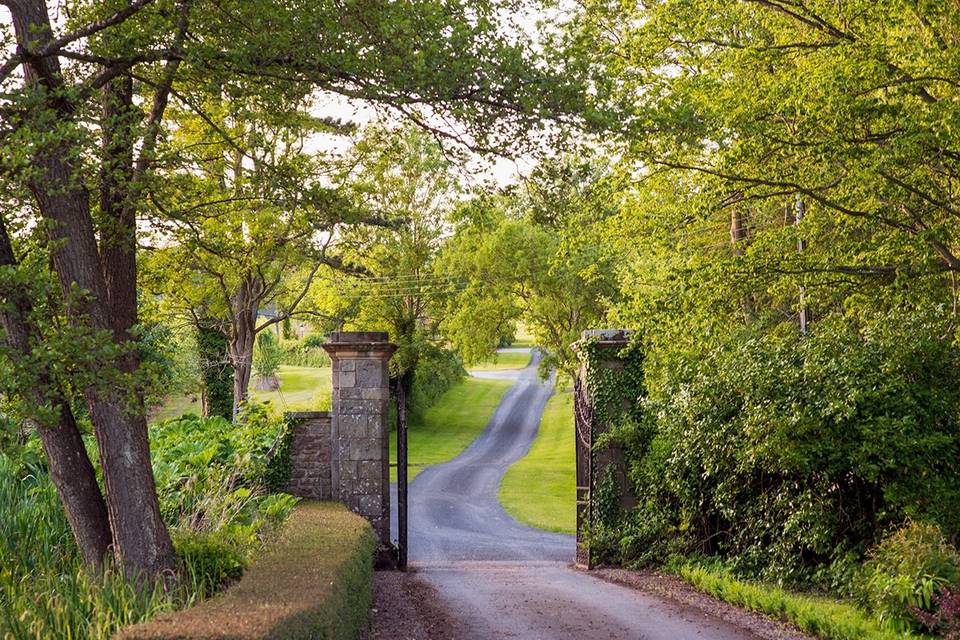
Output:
[{"xmin": 116, "ymin": 502, "xmax": 374, "ymax": 640}]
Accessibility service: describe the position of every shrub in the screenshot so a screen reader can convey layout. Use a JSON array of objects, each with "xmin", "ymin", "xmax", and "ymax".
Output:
[
  {"xmin": 117, "ymin": 502, "xmax": 375, "ymax": 640},
  {"xmin": 0, "ymin": 453, "xmax": 176, "ymax": 640},
  {"xmin": 253, "ymin": 331, "xmax": 283, "ymax": 380},
  {"xmin": 616, "ymin": 311, "xmax": 960, "ymax": 585},
  {"xmin": 859, "ymin": 521, "xmax": 960, "ymax": 633},
  {"xmin": 912, "ymin": 588, "xmax": 960, "ymax": 639},
  {"xmin": 174, "ymin": 530, "xmax": 247, "ymax": 600},
  {"xmin": 409, "ymin": 344, "xmax": 465, "ymax": 412}
]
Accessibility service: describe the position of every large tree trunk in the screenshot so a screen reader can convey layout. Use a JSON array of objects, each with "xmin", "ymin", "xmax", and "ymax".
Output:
[
  {"xmin": 229, "ymin": 277, "xmax": 262, "ymax": 417},
  {"xmin": 230, "ymin": 311, "xmax": 256, "ymax": 418},
  {"xmin": 0, "ymin": 218, "xmax": 112, "ymax": 570},
  {"xmin": 8, "ymin": 0, "xmax": 175, "ymax": 580}
]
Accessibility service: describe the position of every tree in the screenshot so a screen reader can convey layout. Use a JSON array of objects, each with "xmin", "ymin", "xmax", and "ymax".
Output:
[
  {"xmin": 0, "ymin": 215, "xmax": 112, "ymax": 569},
  {"xmin": 438, "ymin": 156, "xmax": 622, "ymax": 380},
  {"xmin": 570, "ymin": 0, "xmax": 960, "ymax": 306},
  {"xmin": 1, "ymin": 0, "xmax": 577, "ymax": 578},
  {"xmin": 141, "ymin": 97, "xmax": 362, "ymax": 416},
  {"xmin": 312, "ymin": 124, "xmax": 461, "ymax": 403}
]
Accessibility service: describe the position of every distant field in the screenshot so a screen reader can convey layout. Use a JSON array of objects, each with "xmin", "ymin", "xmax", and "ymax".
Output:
[
  {"xmin": 510, "ymin": 325, "xmax": 536, "ymax": 348},
  {"xmin": 152, "ymin": 365, "xmax": 331, "ymax": 423},
  {"xmin": 468, "ymin": 349, "xmax": 532, "ymax": 371},
  {"xmin": 498, "ymin": 390, "xmax": 575, "ymax": 534},
  {"xmin": 249, "ymin": 365, "xmax": 331, "ymax": 413},
  {"xmin": 389, "ymin": 376, "xmax": 512, "ymax": 482}
]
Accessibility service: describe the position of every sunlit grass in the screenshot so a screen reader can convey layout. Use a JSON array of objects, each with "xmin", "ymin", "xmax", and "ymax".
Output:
[
  {"xmin": 498, "ymin": 389, "xmax": 575, "ymax": 533},
  {"xmin": 468, "ymin": 349, "xmax": 532, "ymax": 371},
  {"xmin": 249, "ymin": 365, "xmax": 331, "ymax": 413},
  {"xmin": 154, "ymin": 366, "xmax": 331, "ymax": 422},
  {"xmin": 389, "ymin": 376, "xmax": 512, "ymax": 482}
]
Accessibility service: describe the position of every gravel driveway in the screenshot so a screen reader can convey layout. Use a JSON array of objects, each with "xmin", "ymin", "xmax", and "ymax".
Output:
[{"xmin": 373, "ymin": 351, "xmax": 782, "ymax": 640}]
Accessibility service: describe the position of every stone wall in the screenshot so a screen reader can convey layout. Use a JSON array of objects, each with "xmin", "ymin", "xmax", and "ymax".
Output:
[
  {"xmin": 285, "ymin": 412, "xmax": 332, "ymax": 500},
  {"xmin": 282, "ymin": 333, "xmax": 396, "ymax": 554}
]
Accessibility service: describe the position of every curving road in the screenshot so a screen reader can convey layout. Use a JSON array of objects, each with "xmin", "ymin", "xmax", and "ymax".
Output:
[{"xmin": 391, "ymin": 350, "xmax": 760, "ymax": 640}]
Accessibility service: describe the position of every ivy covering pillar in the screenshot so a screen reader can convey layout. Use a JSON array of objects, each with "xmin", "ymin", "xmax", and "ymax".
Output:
[{"xmin": 572, "ymin": 329, "xmax": 643, "ymax": 569}]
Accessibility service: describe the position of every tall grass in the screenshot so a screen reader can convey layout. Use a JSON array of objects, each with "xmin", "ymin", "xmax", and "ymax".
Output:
[
  {"xmin": 0, "ymin": 454, "xmax": 175, "ymax": 640},
  {"xmin": 0, "ymin": 407, "xmax": 298, "ymax": 639}
]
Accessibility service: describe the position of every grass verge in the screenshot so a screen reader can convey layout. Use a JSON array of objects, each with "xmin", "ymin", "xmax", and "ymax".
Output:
[
  {"xmin": 468, "ymin": 349, "xmax": 532, "ymax": 371},
  {"xmin": 498, "ymin": 390, "xmax": 575, "ymax": 533},
  {"xmin": 117, "ymin": 502, "xmax": 374, "ymax": 640},
  {"xmin": 390, "ymin": 376, "xmax": 513, "ymax": 482},
  {"xmin": 675, "ymin": 561, "xmax": 931, "ymax": 640}
]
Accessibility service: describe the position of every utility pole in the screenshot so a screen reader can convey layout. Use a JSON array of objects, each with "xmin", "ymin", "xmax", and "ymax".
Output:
[
  {"xmin": 795, "ymin": 196, "xmax": 809, "ymax": 335},
  {"xmin": 730, "ymin": 208, "xmax": 754, "ymax": 319}
]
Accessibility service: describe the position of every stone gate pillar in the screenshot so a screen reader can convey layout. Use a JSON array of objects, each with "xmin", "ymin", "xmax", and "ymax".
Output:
[
  {"xmin": 323, "ymin": 332, "xmax": 396, "ymax": 548},
  {"xmin": 572, "ymin": 329, "xmax": 639, "ymax": 569}
]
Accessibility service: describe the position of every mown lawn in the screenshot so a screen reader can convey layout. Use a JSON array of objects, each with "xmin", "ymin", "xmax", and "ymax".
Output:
[
  {"xmin": 153, "ymin": 365, "xmax": 331, "ymax": 423},
  {"xmin": 468, "ymin": 348, "xmax": 532, "ymax": 371},
  {"xmin": 498, "ymin": 389, "xmax": 575, "ymax": 534},
  {"xmin": 390, "ymin": 376, "xmax": 513, "ymax": 482},
  {"xmin": 249, "ymin": 365, "xmax": 331, "ymax": 413}
]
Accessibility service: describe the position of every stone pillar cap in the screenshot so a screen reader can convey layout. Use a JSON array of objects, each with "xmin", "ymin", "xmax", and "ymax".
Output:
[
  {"xmin": 326, "ymin": 331, "xmax": 390, "ymax": 343},
  {"xmin": 571, "ymin": 329, "xmax": 634, "ymax": 355},
  {"xmin": 323, "ymin": 331, "xmax": 397, "ymax": 357}
]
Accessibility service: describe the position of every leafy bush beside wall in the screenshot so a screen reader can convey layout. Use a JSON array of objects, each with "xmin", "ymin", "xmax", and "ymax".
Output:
[{"xmin": 598, "ymin": 311, "xmax": 960, "ymax": 592}]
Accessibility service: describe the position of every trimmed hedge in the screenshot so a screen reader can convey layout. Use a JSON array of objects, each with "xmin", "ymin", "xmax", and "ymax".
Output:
[{"xmin": 116, "ymin": 502, "xmax": 374, "ymax": 640}]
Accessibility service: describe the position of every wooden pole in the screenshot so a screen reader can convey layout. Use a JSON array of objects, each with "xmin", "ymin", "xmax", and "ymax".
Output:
[{"xmin": 795, "ymin": 197, "xmax": 809, "ymax": 335}]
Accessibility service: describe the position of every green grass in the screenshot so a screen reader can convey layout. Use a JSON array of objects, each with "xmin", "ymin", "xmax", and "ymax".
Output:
[
  {"xmin": 390, "ymin": 376, "xmax": 513, "ymax": 482},
  {"xmin": 249, "ymin": 366, "xmax": 331, "ymax": 413},
  {"xmin": 152, "ymin": 393, "xmax": 202, "ymax": 423},
  {"xmin": 468, "ymin": 349, "xmax": 532, "ymax": 371},
  {"xmin": 510, "ymin": 324, "xmax": 536, "ymax": 348},
  {"xmin": 498, "ymin": 390, "xmax": 575, "ymax": 534},
  {"xmin": 154, "ymin": 366, "xmax": 331, "ymax": 423},
  {"xmin": 118, "ymin": 502, "xmax": 374, "ymax": 640},
  {"xmin": 676, "ymin": 562, "xmax": 933, "ymax": 640}
]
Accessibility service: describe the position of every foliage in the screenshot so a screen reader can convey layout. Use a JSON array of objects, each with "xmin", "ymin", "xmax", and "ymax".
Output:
[
  {"xmin": 859, "ymin": 522, "xmax": 960, "ymax": 633},
  {"xmin": 675, "ymin": 558, "xmax": 920, "ymax": 640},
  {"xmin": 136, "ymin": 320, "xmax": 196, "ymax": 410},
  {"xmin": 0, "ymin": 453, "xmax": 175, "ymax": 639},
  {"xmin": 409, "ymin": 342, "xmax": 466, "ymax": 414},
  {"xmin": 438, "ymin": 158, "xmax": 623, "ymax": 379},
  {"xmin": 253, "ymin": 331, "xmax": 284, "ymax": 381},
  {"xmin": 278, "ymin": 335, "xmax": 331, "ymax": 369},
  {"xmin": 150, "ymin": 406, "xmax": 297, "ymax": 530},
  {"xmin": 312, "ymin": 124, "xmax": 462, "ymax": 406},
  {"xmin": 117, "ymin": 502, "xmax": 375, "ymax": 640},
  {"xmin": 172, "ymin": 529, "xmax": 248, "ymax": 600},
  {"xmin": 913, "ymin": 588, "xmax": 960, "ymax": 640},
  {"xmin": 195, "ymin": 323, "xmax": 234, "ymax": 421},
  {"xmin": 0, "ymin": 402, "xmax": 299, "ymax": 639},
  {"xmin": 587, "ymin": 311, "xmax": 960, "ymax": 592}
]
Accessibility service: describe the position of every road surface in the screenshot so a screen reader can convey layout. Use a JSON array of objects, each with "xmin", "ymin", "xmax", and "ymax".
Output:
[{"xmin": 390, "ymin": 350, "xmax": 761, "ymax": 640}]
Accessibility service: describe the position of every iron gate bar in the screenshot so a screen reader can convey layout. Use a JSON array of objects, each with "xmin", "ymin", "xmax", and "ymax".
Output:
[{"xmin": 395, "ymin": 379, "xmax": 408, "ymax": 570}]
